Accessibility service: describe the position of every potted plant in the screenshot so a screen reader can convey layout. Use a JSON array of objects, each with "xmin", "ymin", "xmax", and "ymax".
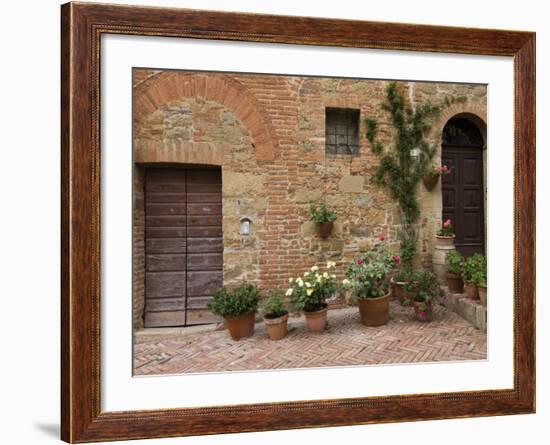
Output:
[
  {"xmin": 262, "ymin": 289, "xmax": 289, "ymax": 340},
  {"xmin": 309, "ymin": 203, "xmax": 337, "ymax": 238},
  {"xmin": 445, "ymin": 250, "xmax": 465, "ymax": 293},
  {"xmin": 436, "ymin": 218, "xmax": 455, "ymax": 247},
  {"xmin": 461, "ymin": 254, "xmax": 485, "ymax": 300},
  {"xmin": 472, "ymin": 255, "xmax": 487, "ymax": 306},
  {"xmin": 208, "ymin": 282, "xmax": 260, "ymax": 341},
  {"xmin": 423, "ymin": 164, "xmax": 451, "ymax": 190},
  {"xmin": 343, "ymin": 239, "xmax": 398, "ymax": 326},
  {"xmin": 287, "ymin": 261, "xmax": 338, "ymax": 333},
  {"xmin": 390, "ymin": 230, "xmax": 416, "ymax": 306},
  {"xmin": 392, "ymin": 269, "xmax": 414, "ymax": 306},
  {"xmin": 407, "ymin": 270, "xmax": 442, "ymax": 322}
]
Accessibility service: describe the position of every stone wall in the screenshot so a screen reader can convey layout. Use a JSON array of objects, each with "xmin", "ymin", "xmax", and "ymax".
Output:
[{"xmin": 132, "ymin": 70, "xmax": 487, "ymax": 328}]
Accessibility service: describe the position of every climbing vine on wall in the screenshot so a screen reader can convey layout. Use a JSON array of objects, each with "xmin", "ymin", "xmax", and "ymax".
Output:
[{"xmin": 366, "ymin": 81, "xmax": 441, "ymax": 273}]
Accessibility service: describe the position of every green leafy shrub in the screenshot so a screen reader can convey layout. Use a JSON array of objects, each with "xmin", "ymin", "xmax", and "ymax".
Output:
[
  {"xmin": 405, "ymin": 270, "xmax": 442, "ymax": 304},
  {"xmin": 287, "ymin": 262, "xmax": 338, "ymax": 312},
  {"xmin": 461, "ymin": 253, "xmax": 486, "ymax": 283},
  {"xmin": 445, "ymin": 250, "xmax": 464, "ymax": 275},
  {"xmin": 262, "ymin": 289, "xmax": 288, "ymax": 319},
  {"xmin": 342, "ymin": 240, "xmax": 398, "ymax": 299},
  {"xmin": 309, "ymin": 203, "xmax": 337, "ymax": 224},
  {"xmin": 208, "ymin": 282, "xmax": 260, "ymax": 317},
  {"xmin": 472, "ymin": 270, "xmax": 486, "ymax": 288},
  {"xmin": 469, "ymin": 254, "xmax": 487, "ymax": 287}
]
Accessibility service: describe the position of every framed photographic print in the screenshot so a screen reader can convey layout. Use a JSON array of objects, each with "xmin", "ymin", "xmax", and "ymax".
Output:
[{"xmin": 61, "ymin": 2, "xmax": 535, "ymax": 442}]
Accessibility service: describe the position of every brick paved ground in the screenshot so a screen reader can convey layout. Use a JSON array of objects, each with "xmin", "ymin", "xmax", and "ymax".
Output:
[{"xmin": 134, "ymin": 301, "xmax": 487, "ymax": 375}]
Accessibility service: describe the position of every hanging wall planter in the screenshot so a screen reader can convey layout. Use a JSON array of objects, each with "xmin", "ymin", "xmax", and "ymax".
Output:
[
  {"xmin": 423, "ymin": 164, "xmax": 451, "ymax": 191},
  {"xmin": 422, "ymin": 172, "xmax": 440, "ymax": 190},
  {"xmin": 309, "ymin": 203, "xmax": 337, "ymax": 238},
  {"xmin": 317, "ymin": 221, "xmax": 334, "ymax": 238}
]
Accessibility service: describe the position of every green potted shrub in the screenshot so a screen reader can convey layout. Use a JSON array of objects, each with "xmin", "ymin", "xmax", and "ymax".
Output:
[
  {"xmin": 392, "ymin": 269, "xmax": 414, "ymax": 306},
  {"xmin": 343, "ymin": 238, "xmax": 398, "ymax": 326},
  {"xmin": 445, "ymin": 250, "xmax": 465, "ymax": 293},
  {"xmin": 406, "ymin": 270, "xmax": 442, "ymax": 322},
  {"xmin": 287, "ymin": 261, "xmax": 338, "ymax": 333},
  {"xmin": 309, "ymin": 203, "xmax": 337, "ymax": 238},
  {"xmin": 462, "ymin": 254, "xmax": 485, "ymax": 300},
  {"xmin": 208, "ymin": 282, "xmax": 260, "ymax": 341},
  {"xmin": 262, "ymin": 289, "xmax": 289, "ymax": 340},
  {"xmin": 471, "ymin": 255, "xmax": 487, "ymax": 306},
  {"xmin": 436, "ymin": 218, "xmax": 455, "ymax": 247}
]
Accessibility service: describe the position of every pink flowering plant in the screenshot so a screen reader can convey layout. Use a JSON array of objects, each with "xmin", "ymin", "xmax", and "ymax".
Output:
[
  {"xmin": 428, "ymin": 164, "xmax": 451, "ymax": 177},
  {"xmin": 342, "ymin": 237, "xmax": 398, "ymax": 300},
  {"xmin": 437, "ymin": 219, "xmax": 454, "ymax": 237}
]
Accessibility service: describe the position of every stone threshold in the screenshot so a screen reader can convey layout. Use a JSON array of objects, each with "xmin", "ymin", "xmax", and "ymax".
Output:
[
  {"xmin": 440, "ymin": 286, "xmax": 487, "ymax": 333},
  {"xmin": 134, "ymin": 323, "xmax": 223, "ymax": 342}
]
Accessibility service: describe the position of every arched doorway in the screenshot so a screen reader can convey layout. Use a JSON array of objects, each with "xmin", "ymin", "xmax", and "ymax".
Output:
[{"xmin": 441, "ymin": 116, "xmax": 486, "ymax": 257}]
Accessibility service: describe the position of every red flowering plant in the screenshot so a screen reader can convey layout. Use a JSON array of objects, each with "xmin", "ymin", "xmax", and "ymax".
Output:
[
  {"xmin": 437, "ymin": 219, "xmax": 454, "ymax": 237},
  {"xmin": 405, "ymin": 270, "xmax": 443, "ymax": 321},
  {"xmin": 342, "ymin": 236, "xmax": 399, "ymax": 300},
  {"xmin": 427, "ymin": 164, "xmax": 451, "ymax": 177}
]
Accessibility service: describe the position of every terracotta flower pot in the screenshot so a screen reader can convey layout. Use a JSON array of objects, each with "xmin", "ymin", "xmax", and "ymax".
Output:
[
  {"xmin": 263, "ymin": 313, "xmax": 289, "ymax": 340},
  {"xmin": 445, "ymin": 272, "xmax": 464, "ymax": 293},
  {"xmin": 304, "ymin": 306, "xmax": 328, "ymax": 333},
  {"xmin": 464, "ymin": 281, "xmax": 479, "ymax": 300},
  {"xmin": 478, "ymin": 286, "xmax": 487, "ymax": 306},
  {"xmin": 391, "ymin": 280, "xmax": 403, "ymax": 300},
  {"xmin": 393, "ymin": 281, "xmax": 413, "ymax": 307},
  {"xmin": 435, "ymin": 235, "xmax": 455, "ymax": 248},
  {"xmin": 413, "ymin": 301, "xmax": 434, "ymax": 322},
  {"xmin": 225, "ymin": 311, "xmax": 256, "ymax": 341},
  {"xmin": 317, "ymin": 221, "xmax": 334, "ymax": 238},
  {"xmin": 357, "ymin": 292, "xmax": 390, "ymax": 327},
  {"xmin": 423, "ymin": 173, "xmax": 440, "ymax": 190}
]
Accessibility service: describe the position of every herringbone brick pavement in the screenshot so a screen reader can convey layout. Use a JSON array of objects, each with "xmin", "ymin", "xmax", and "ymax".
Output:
[{"xmin": 134, "ymin": 301, "xmax": 487, "ymax": 375}]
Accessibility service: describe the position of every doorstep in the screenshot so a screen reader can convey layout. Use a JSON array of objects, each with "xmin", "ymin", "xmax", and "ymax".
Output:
[
  {"xmin": 440, "ymin": 287, "xmax": 487, "ymax": 333},
  {"xmin": 134, "ymin": 322, "xmax": 224, "ymax": 342}
]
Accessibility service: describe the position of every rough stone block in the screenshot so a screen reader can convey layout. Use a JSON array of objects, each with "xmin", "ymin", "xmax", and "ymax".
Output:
[
  {"xmin": 339, "ymin": 175, "xmax": 364, "ymax": 193},
  {"xmin": 223, "ymin": 171, "xmax": 264, "ymax": 196},
  {"xmin": 476, "ymin": 305, "xmax": 487, "ymax": 333}
]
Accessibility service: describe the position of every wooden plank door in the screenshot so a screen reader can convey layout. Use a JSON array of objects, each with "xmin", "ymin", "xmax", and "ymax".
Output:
[
  {"xmin": 185, "ymin": 170, "xmax": 223, "ymax": 325},
  {"xmin": 144, "ymin": 169, "xmax": 188, "ymax": 327},
  {"xmin": 143, "ymin": 167, "xmax": 222, "ymax": 327},
  {"xmin": 442, "ymin": 147, "xmax": 485, "ymax": 257}
]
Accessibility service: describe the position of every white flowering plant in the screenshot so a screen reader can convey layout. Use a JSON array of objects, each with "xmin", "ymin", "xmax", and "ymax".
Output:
[
  {"xmin": 286, "ymin": 262, "xmax": 339, "ymax": 312},
  {"xmin": 342, "ymin": 238, "xmax": 399, "ymax": 300}
]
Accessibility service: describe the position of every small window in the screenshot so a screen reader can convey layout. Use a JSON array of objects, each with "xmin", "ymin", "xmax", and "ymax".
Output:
[{"xmin": 325, "ymin": 108, "xmax": 360, "ymax": 155}]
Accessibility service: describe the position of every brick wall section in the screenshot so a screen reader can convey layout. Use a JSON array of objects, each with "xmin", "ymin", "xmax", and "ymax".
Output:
[{"xmin": 132, "ymin": 70, "xmax": 487, "ymax": 327}]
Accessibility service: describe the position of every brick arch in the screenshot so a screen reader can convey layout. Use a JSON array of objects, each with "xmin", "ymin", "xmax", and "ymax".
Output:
[
  {"xmin": 438, "ymin": 102, "xmax": 487, "ymax": 147},
  {"xmin": 134, "ymin": 71, "xmax": 277, "ymax": 161}
]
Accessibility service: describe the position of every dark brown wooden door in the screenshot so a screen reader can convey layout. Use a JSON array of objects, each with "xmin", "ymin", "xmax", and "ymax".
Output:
[
  {"xmin": 442, "ymin": 147, "xmax": 485, "ymax": 257},
  {"xmin": 144, "ymin": 167, "xmax": 222, "ymax": 327}
]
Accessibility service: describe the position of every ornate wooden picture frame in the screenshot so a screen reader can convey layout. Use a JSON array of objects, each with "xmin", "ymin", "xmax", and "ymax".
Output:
[{"xmin": 61, "ymin": 2, "xmax": 535, "ymax": 442}]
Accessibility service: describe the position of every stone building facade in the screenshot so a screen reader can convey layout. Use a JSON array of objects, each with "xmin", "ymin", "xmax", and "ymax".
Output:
[{"xmin": 132, "ymin": 69, "xmax": 487, "ymax": 329}]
